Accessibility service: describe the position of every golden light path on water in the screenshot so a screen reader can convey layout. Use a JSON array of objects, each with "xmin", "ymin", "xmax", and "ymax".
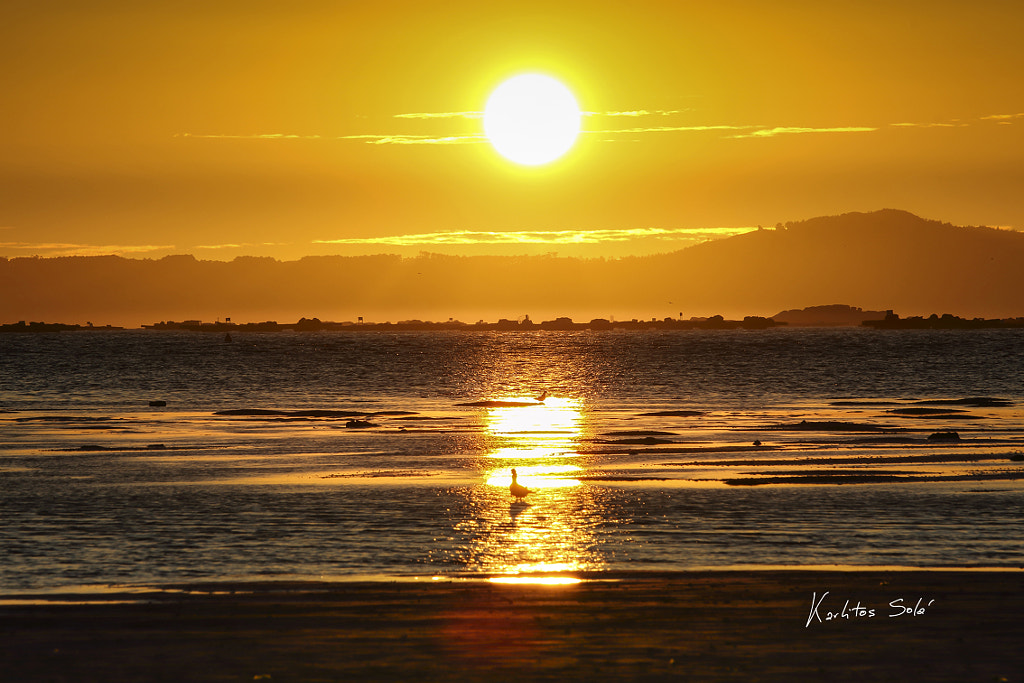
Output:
[{"xmin": 456, "ymin": 396, "xmax": 600, "ymax": 584}]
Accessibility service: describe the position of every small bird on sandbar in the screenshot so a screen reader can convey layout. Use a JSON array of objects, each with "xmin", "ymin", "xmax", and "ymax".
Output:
[{"xmin": 510, "ymin": 468, "xmax": 532, "ymax": 502}]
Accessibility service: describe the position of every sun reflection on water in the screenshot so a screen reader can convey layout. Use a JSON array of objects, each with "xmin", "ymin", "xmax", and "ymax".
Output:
[
  {"xmin": 485, "ymin": 396, "xmax": 582, "ymax": 436},
  {"xmin": 484, "ymin": 395, "xmax": 583, "ymax": 459},
  {"xmin": 439, "ymin": 395, "xmax": 610, "ymax": 578},
  {"xmin": 485, "ymin": 465, "xmax": 581, "ymax": 488},
  {"xmin": 444, "ymin": 483, "xmax": 611, "ymax": 578}
]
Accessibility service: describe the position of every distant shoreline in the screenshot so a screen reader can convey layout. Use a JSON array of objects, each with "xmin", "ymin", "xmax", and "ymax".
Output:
[
  {"xmin": 6, "ymin": 211, "xmax": 1023, "ymax": 329},
  {"xmin": 4, "ymin": 311, "xmax": 1024, "ymax": 333}
]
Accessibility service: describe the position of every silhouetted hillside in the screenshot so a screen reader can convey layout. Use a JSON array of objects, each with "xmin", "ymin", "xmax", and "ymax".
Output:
[
  {"xmin": 635, "ymin": 209, "xmax": 1024, "ymax": 318},
  {"xmin": 2, "ymin": 210, "xmax": 1022, "ymax": 326},
  {"xmin": 772, "ymin": 304, "xmax": 888, "ymax": 327}
]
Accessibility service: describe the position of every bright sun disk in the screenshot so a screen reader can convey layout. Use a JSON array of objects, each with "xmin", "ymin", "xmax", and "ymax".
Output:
[{"xmin": 483, "ymin": 74, "xmax": 581, "ymax": 166}]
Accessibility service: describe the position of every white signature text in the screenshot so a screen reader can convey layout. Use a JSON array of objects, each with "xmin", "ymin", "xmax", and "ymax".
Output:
[{"xmin": 805, "ymin": 591, "xmax": 936, "ymax": 627}]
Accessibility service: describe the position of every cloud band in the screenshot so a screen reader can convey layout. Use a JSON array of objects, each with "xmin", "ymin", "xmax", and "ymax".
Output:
[{"xmin": 314, "ymin": 226, "xmax": 753, "ymax": 247}]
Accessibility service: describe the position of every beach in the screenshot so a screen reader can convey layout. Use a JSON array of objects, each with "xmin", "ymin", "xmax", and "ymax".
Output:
[
  {"xmin": 3, "ymin": 330, "xmax": 1023, "ymax": 680},
  {"xmin": 3, "ymin": 571, "xmax": 1022, "ymax": 682}
]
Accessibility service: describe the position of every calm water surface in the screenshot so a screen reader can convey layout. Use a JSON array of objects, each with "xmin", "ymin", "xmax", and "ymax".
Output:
[{"xmin": 2, "ymin": 329, "xmax": 1023, "ymax": 591}]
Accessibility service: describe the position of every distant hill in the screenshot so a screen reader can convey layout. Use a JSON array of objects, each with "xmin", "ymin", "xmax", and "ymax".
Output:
[
  {"xmin": 2, "ymin": 209, "xmax": 1023, "ymax": 326},
  {"xmin": 772, "ymin": 304, "xmax": 888, "ymax": 327},
  {"xmin": 636, "ymin": 209, "xmax": 1024, "ymax": 320}
]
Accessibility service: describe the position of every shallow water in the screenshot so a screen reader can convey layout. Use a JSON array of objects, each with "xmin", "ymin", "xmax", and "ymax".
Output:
[{"xmin": 2, "ymin": 329, "xmax": 1023, "ymax": 590}]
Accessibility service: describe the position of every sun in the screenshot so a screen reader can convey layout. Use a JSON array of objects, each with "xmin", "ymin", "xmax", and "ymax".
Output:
[{"xmin": 483, "ymin": 74, "xmax": 582, "ymax": 166}]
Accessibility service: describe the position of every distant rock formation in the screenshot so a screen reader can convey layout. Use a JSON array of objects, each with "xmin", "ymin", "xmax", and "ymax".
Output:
[
  {"xmin": 862, "ymin": 311, "xmax": 1024, "ymax": 329},
  {"xmin": 772, "ymin": 304, "xmax": 887, "ymax": 327}
]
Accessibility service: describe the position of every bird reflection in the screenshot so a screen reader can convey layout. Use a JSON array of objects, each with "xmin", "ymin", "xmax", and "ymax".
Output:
[{"xmin": 508, "ymin": 501, "xmax": 529, "ymax": 519}]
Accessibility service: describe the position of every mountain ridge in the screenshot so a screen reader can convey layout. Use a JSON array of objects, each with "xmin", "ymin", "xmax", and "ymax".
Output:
[{"xmin": 2, "ymin": 210, "xmax": 1023, "ymax": 326}]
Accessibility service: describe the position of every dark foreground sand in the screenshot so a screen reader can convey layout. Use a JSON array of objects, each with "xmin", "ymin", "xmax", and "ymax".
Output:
[{"xmin": 2, "ymin": 571, "xmax": 1021, "ymax": 682}]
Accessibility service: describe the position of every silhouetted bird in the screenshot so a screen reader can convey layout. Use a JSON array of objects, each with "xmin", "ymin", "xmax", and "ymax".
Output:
[
  {"xmin": 535, "ymin": 390, "xmax": 548, "ymax": 403},
  {"xmin": 510, "ymin": 468, "xmax": 532, "ymax": 502}
]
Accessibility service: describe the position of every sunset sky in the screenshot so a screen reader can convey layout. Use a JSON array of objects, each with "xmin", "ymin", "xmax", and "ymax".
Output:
[{"xmin": 3, "ymin": 0, "xmax": 1023, "ymax": 261}]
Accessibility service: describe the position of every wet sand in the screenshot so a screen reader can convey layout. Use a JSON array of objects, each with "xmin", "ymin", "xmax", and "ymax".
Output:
[{"xmin": 2, "ymin": 571, "xmax": 1022, "ymax": 682}]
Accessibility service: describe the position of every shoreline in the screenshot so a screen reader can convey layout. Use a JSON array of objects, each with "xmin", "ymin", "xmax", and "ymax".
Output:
[
  {"xmin": 4, "ymin": 564, "xmax": 1024, "ymax": 600},
  {"xmin": 7, "ymin": 309, "xmax": 1024, "ymax": 334},
  {"xmin": 2, "ymin": 570, "xmax": 1021, "ymax": 681}
]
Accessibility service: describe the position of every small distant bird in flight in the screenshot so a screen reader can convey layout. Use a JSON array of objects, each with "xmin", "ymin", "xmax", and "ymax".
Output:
[{"xmin": 510, "ymin": 468, "xmax": 532, "ymax": 502}]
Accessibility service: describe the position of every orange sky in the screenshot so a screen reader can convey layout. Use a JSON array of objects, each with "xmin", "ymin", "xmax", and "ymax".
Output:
[{"xmin": 2, "ymin": 0, "xmax": 1023, "ymax": 261}]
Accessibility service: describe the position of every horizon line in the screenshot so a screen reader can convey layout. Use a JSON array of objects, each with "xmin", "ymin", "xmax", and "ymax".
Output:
[{"xmin": 7, "ymin": 308, "xmax": 1024, "ymax": 333}]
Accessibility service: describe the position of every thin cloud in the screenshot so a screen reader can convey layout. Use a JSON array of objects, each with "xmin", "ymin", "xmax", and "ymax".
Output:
[
  {"xmin": 177, "ymin": 124, "xmax": 878, "ymax": 145},
  {"xmin": 892, "ymin": 113, "xmax": 1022, "ymax": 127},
  {"xmin": 729, "ymin": 126, "xmax": 877, "ymax": 139},
  {"xmin": 0, "ymin": 242, "xmax": 175, "ymax": 257},
  {"xmin": 394, "ymin": 111, "xmax": 482, "ymax": 119},
  {"xmin": 176, "ymin": 132, "xmax": 486, "ymax": 145},
  {"xmin": 175, "ymin": 132, "xmax": 322, "ymax": 140},
  {"xmin": 180, "ymin": 126, "xmax": 738, "ymax": 145},
  {"xmin": 315, "ymin": 226, "xmax": 753, "ymax": 247},
  {"xmin": 340, "ymin": 134, "xmax": 487, "ymax": 145},
  {"xmin": 194, "ymin": 242, "xmax": 289, "ymax": 250},
  {"xmin": 588, "ymin": 123, "xmax": 876, "ymax": 138},
  {"xmin": 586, "ymin": 109, "xmax": 688, "ymax": 117},
  {"xmin": 590, "ymin": 124, "xmax": 752, "ymax": 135},
  {"xmin": 890, "ymin": 122, "xmax": 961, "ymax": 128},
  {"xmin": 392, "ymin": 109, "xmax": 688, "ymax": 119},
  {"xmin": 194, "ymin": 243, "xmax": 243, "ymax": 250},
  {"xmin": 188, "ymin": 107, "xmax": 1015, "ymax": 147},
  {"xmin": 979, "ymin": 112, "xmax": 1024, "ymax": 125}
]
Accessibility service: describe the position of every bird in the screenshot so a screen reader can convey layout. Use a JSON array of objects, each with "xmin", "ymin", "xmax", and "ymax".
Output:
[
  {"xmin": 535, "ymin": 390, "xmax": 548, "ymax": 403},
  {"xmin": 510, "ymin": 468, "xmax": 532, "ymax": 502}
]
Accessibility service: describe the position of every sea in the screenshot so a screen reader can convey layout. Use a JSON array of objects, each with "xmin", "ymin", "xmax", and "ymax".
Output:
[{"xmin": 2, "ymin": 328, "xmax": 1023, "ymax": 593}]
